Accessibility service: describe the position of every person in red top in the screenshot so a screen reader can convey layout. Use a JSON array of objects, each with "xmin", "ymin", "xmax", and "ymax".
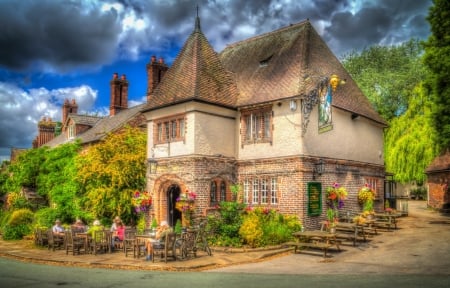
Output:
[{"xmin": 111, "ymin": 219, "xmax": 125, "ymax": 251}]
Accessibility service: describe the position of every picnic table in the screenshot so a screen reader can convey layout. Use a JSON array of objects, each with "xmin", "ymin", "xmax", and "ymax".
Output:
[
  {"xmin": 288, "ymin": 230, "xmax": 340, "ymax": 258},
  {"xmin": 374, "ymin": 212, "xmax": 401, "ymax": 230}
]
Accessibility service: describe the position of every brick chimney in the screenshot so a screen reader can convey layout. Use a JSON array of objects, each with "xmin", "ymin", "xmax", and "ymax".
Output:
[
  {"xmin": 110, "ymin": 72, "xmax": 129, "ymax": 116},
  {"xmin": 33, "ymin": 116, "xmax": 56, "ymax": 148},
  {"xmin": 62, "ymin": 98, "xmax": 78, "ymax": 128},
  {"xmin": 146, "ymin": 55, "xmax": 168, "ymax": 101}
]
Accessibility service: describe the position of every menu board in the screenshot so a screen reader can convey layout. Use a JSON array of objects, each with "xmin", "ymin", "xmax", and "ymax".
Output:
[{"xmin": 307, "ymin": 182, "xmax": 322, "ymax": 216}]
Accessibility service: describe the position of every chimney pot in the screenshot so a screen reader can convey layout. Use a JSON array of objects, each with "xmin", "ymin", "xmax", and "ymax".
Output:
[
  {"xmin": 159, "ymin": 57, "xmax": 164, "ymax": 64},
  {"xmin": 151, "ymin": 55, "xmax": 157, "ymax": 63},
  {"xmin": 121, "ymin": 74, "xmax": 126, "ymax": 80},
  {"xmin": 113, "ymin": 72, "xmax": 118, "ymax": 79}
]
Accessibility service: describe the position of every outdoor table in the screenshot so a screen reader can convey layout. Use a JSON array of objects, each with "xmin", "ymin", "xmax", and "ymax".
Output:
[
  {"xmin": 335, "ymin": 222, "xmax": 366, "ymax": 246},
  {"xmin": 292, "ymin": 230, "xmax": 340, "ymax": 250},
  {"xmin": 75, "ymin": 232, "xmax": 91, "ymax": 253},
  {"xmin": 374, "ymin": 213, "xmax": 401, "ymax": 230}
]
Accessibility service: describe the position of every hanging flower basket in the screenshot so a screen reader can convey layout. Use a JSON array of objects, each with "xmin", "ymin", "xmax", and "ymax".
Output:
[
  {"xmin": 176, "ymin": 190, "xmax": 197, "ymax": 226},
  {"xmin": 132, "ymin": 190, "xmax": 152, "ymax": 213}
]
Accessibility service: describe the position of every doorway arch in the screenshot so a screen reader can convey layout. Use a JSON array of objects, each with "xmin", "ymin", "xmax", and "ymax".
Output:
[{"xmin": 167, "ymin": 184, "xmax": 182, "ymax": 227}]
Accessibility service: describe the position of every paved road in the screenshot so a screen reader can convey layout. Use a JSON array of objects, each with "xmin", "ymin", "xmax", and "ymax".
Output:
[
  {"xmin": 0, "ymin": 257, "xmax": 449, "ymax": 288},
  {"xmin": 209, "ymin": 201, "xmax": 450, "ymax": 275},
  {"xmin": 0, "ymin": 201, "xmax": 449, "ymax": 287}
]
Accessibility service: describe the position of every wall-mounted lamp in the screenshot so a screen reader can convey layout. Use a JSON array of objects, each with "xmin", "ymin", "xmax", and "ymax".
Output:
[
  {"xmin": 329, "ymin": 74, "xmax": 346, "ymax": 92},
  {"xmin": 147, "ymin": 158, "xmax": 158, "ymax": 174},
  {"xmin": 312, "ymin": 159, "xmax": 325, "ymax": 180}
]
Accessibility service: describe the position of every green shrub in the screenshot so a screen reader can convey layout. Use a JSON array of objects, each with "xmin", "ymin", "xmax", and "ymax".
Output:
[
  {"xmin": 2, "ymin": 208, "xmax": 34, "ymax": 240},
  {"xmin": 239, "ymin": 212, "xmax": 263, "ymax": 247}
]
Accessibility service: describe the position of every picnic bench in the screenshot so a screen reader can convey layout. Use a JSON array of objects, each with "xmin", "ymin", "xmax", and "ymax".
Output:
[{"xmin": 290, "ymin": 230, "xmax": 340, "ymax": 258}]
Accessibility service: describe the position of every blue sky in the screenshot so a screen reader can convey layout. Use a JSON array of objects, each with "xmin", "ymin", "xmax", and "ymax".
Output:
[{"xmin": 0, "ymin": 0, "xmax": 433, "ymax": 161}]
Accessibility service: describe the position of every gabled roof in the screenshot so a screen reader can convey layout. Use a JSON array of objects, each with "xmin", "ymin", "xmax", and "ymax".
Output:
[
  {"xmin": 46, "ymin": 103, "xmax": 146, "ymax": 147},
  {"xmin": 66, "ymin": 114, "xmax": 102, "ymax": 127},
  {"xmin": 426, "ymin": 151, "xmax": 450, "ymax": 174},
  {"xmin": 145, "ymin": 16, "xmax": 238, "ymax": 110},
  {"xmin": 219, "ymin": 20, "xmax": 386, "ymax": 125}
]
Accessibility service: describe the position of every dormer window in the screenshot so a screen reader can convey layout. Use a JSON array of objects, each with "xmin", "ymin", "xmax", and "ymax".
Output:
[
  {"xmin": 259, "ymin": 55, "xmax": 273, "ymax": 67},
  {"xmin": 68, "ymin": 124, "xmax": 75, "ymax": 139},
  {"xmin": 241, "ymin": 106, "xmax": 272, "ymax": 145}
]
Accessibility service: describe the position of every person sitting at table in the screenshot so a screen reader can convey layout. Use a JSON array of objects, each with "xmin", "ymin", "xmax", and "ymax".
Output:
[
  {"xmin": 145, "ymin": 220, "xmax": 172, "ymax": 261},
  {"xmin": 111, "ymin": 219, "xmax": 125, "ymax": 251},
  {"xmin": 52, "ymin": 219, "xmax": 65, "ymax": 236},
  {"xmin": 72, "ymin": 218, "xmax": 86, "ymax": 233},
  {"xmin": 110, "ymin": 216, "xmax": 121, "ymax": 232},
  {"xmin": 87, "ymin": 220, "xmax": 104, "ymax": 239}
]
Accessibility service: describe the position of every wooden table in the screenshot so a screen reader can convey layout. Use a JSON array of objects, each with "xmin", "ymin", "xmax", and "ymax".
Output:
[
  {"xmin": 374, "ymin": 213, "xmax": 402, "ymax": 230},
  {"xmin": 335, "ymin": 222, "xmax": 366, "ymax": 246},
  {"xmin": 75, "ymin": 232, "xmax": 91, "ymax": 253},
  {"xmin": 289, "ymin": 230, "xmax": 340, "ymax": 258}
]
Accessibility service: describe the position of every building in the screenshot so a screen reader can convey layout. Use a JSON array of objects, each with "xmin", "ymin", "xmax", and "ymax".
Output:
[
  {"xmin": 142, "ymin": 17, "xmax": 387, "ymax": 228},
  {"xmin": 425, "ymin": 151, "xmax": 450, "ymax": 211}
]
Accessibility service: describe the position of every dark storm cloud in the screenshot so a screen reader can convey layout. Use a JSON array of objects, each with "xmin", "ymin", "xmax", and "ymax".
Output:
[{"xmin": 0, "ymin": 0, "xmax": 121, "ymax": 72}]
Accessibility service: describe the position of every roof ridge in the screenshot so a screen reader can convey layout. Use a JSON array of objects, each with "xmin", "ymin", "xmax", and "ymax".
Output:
[{"xmin": 223, "ymin": 19, "xmax": 310, "ymax": 50}]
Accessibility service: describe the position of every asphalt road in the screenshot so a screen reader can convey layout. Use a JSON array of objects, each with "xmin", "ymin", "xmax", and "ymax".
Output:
[{"xmin": 0, "ymin": 201, "xmax": 449, "ymax": 288}]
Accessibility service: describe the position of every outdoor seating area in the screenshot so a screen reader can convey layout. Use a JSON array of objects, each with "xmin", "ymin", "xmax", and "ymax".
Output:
[
  {"xmin": 34, "ymin": 221, "xmax": 213, "ymax": 263},
  {"xmin": 288, "ymin": 211, "xmax": 404, "ymax": 258}
]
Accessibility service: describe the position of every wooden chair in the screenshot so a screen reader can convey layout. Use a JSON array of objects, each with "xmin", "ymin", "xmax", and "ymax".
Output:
[
  {"xmin": 47, "ymin": 229, "xmax": 64, "ymax": 251},
  {"xmin": 152, "ymin": 232, "xmax": 177, "ymax": 263},
  {"xmin": 89, "ymin": 230, "xmax": 110, "ymax": 255},
  {"xmin": 34, "ymin": 228, "xmax": 48, "ymax": 246},
  {"xmin": 133, "ymin": 237, "xmax": 147, "ymax": 258},
  {"xmin": 123, "ymin": 229, "xmax": 136, "ymax": 257},
  {"xmin": 65, "ymin": 231, "xmax": 86, "ymax": 255}
]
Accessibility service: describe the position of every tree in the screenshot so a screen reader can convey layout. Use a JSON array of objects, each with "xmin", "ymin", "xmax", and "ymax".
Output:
[
  {"xmin": 423, "ymin": 0, "xmax": 450, "ymax": 151},
  {"xmin": 37, "ymin": 141, "xmax": 85, "ymax": 223},
  {"xmin": 384, "ymin": 84, "xmax": 438, "ymax": 184},
  {"xmin": 343, "ymin": 39, "xmax": 427, "ymax": 121},
  {"xmin": 76, "ymin": 126, "xmax": 147, "ymax": 224}
]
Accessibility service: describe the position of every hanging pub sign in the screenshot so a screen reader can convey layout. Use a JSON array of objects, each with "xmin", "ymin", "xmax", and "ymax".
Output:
[{"xmin": 307, "ymin": 182, "xmax": 322, "ymax": 216}]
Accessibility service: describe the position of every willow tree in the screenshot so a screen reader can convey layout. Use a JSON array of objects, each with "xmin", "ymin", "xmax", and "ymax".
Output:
[
  {"xmin": 423, "ymin": 0, "xmax": 450, "ymax": 151},
  {"xmin": 384, "ymin": 84, "xmax": 438, "ymax": 184},
  {"xmin": 76, "ymin": 126, "xmax": 146, "ymax": 224}
]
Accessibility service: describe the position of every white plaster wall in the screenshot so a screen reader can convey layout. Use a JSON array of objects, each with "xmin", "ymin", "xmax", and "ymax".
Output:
[
  {"xmin": 145, "ymin": 102, "xmax": 236, "ymax": 159},
  {"xmin": 302, "ymin": 105, "xmax": 384, "ymax": 165}
]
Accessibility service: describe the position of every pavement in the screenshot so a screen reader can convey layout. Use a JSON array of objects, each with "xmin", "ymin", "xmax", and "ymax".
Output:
[{"xmin": 1, "ymin": 200, "xmax": 450, "ymax": 274}]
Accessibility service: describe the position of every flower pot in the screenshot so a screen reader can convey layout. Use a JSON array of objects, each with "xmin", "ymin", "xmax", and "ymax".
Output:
[{"xmin": 329, "ymin": 227, "xmax": 336, "ymax": 234}]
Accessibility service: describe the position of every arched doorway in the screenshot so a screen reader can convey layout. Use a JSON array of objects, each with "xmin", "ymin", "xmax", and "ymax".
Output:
[{"xmin": 167, "ymin": 184, "xmax": 182, "ymax": 227}]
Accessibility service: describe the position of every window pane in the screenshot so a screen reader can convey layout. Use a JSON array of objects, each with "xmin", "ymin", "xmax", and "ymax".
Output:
[
  {"xmin": 255, "ymin": 114, "xmax": 262, "ymax": 139},
  {"xmin": 243, "ymin": 179, "xmax": 249, "ymax": 204},
  {"xmin": 264, "ymin": 111, "xmax": 271, "ymax": 139},
  {"xmin": 220, "ymin": 182, "xmax": 226, "ymax": 201},
  {"xmin": 171, "ymin": 120, "xmax": 177, "ymax": 139},
  {"xmin": 252, "ymin": 179, "xmax": 259, "ymax": 204},
  {"xmin": 157, "ymin": 123, "xmax": 163, "ymax": 141},
  {"xmin": 179, "ymin": 119, "xmax": 185, "ymax": 137},
  {"xmin": 271, "ymin": 178, "xmax": 278, "ymax": 204},
  {"xmin": 210, "ymin": 181, "xmax": 217, "ymax": 205},
  {"xmin": 164, "ymin": 122, "xmax": 170, "ymax": 141},
  {"xmin": 261, "ymin": 179, "xmax": 268, "ymax": 204},
  {"xmin": 245, "ymin": 115, "xmax": 252, "ymax": 140}
]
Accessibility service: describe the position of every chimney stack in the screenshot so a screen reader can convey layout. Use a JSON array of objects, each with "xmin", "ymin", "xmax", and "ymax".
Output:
[
  {"xmin": 110, "ymin": 72, "xmax": 129, "ymax": 116},
  {"xmin": 146, "ymin": 55, "xmax": 168, "ymax": 101}
]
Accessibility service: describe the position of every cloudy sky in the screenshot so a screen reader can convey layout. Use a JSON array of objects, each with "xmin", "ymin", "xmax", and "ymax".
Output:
[{"xmin": 0, "ymin": 0, "xmax": 433, "ymax": 161}]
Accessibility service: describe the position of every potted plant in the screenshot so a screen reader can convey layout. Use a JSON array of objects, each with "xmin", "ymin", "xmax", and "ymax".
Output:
[{"xmin": 358, "ymin": 184, "xmax": 375, "ymax": 219}]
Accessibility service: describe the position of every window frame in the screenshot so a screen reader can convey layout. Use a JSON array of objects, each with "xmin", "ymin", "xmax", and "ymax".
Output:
[
  {"xmin": 153, "ymin": 114, "xmax": 186, "ymax": 144},
  {"xmin": 241, "ymin": 106, "xmax": 273, "ymax": 145}
]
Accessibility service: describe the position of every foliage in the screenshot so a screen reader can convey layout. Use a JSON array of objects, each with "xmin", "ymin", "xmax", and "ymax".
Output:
[
  {"xmin": 174, "ymin": 219, "xmax": 182, "ymax": 234},
  {"xmin": 343, "ymin": 39, "xmax": 427, "ymax": 121},
  {"xmin": 6, "ymin": 192, "xmax": 31, "ymax": 210},
  {"xmin": 358, "ymin": 184, "xmax": 375, "ymax": 205},
  {"xmin": 207, "ymin": 201, "xmax": 246, "ymax": 247},
  {"xmin": 239, "ymin": 207, "xmax": 302, "ymax": 248},
  {"xmin": 151, "ymin": 218, "xmax": 158, "ymax": 229},
  {"xmin": 325, "ymin": 182, "xmax": 347, "ymax": 228},
  {"xmin": 1, "ymin": 208, "xmax": 34, "ymax": 240},
  {"xmin": 33, "ymin": 207, "xmax": 59, "ymax": 229},
  {"xmin": 3, "ymin": 146, "xmax": 48, "ymax": 193},
  {"xmin": 423, "ymin": 0, "xmax": 450, "ymax": 151},
  {"xmin": 76, "ymin": 126, "xmax": 146, "ymax": 224},
  {"xmin": 37, "ymin": 141, "xmax": 85, "ymax": 223},
  {"xmin": 384, "ymin": 84, "xmax": 438, "ymax": 183}
]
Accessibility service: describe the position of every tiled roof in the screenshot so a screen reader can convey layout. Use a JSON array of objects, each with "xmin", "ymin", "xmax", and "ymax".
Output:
[
  {"xmin": 219, "ymin": 20, "xmax": 386, "ymax": 125},
  {"xmin": 145, "ymin": 17, "xmax": 238, "ymax": 110},
  {"xmin": 68, "ymin": 114, "xmax": 101, "ymax": 127},
  {"xmin": 46, "ymin": 104, "xmax": 146, "ymax": 147},
  {"xmin": 426, "ymin": 151, "xmax": 450, "ymax": 173}
]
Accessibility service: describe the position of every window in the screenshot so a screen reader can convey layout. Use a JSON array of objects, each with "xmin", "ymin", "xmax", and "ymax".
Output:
[
  {"xmin": 209, "ymin": 179, "xmax": 229, "ymax": 206},
  {"xmin": 243, "ymin": 177, "xmax": 278, "ymax": 205},
  {"xmin": 241, "ymin": 106, "xmax": 272, "ymax": 144},
  {"xmin": 154, "ymin": 115, "xmax": 185, "ymax": 144},
  {"xmin": 68, "ymin": 124, "xmax": 75, "ymax": 139}
]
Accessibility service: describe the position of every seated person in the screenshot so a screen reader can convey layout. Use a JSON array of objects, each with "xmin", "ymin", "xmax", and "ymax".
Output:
[
  {"xmin": 52, "ymin": 219, "xmax": 65, "ymax": 237},
  {"xmin": 111, "ymin": 219, "xmax": 125, "ymax": 251},
  {"xmin": 145, "ymin": 220, "xmax": 172, "ymax": 261},
  {"xmin": 87, "ymin": 220, "xmax": 104, "ymax": 239},
  {"xmin": 72, "ymin": 219, "xmax": 86, "ymax": 233}
]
